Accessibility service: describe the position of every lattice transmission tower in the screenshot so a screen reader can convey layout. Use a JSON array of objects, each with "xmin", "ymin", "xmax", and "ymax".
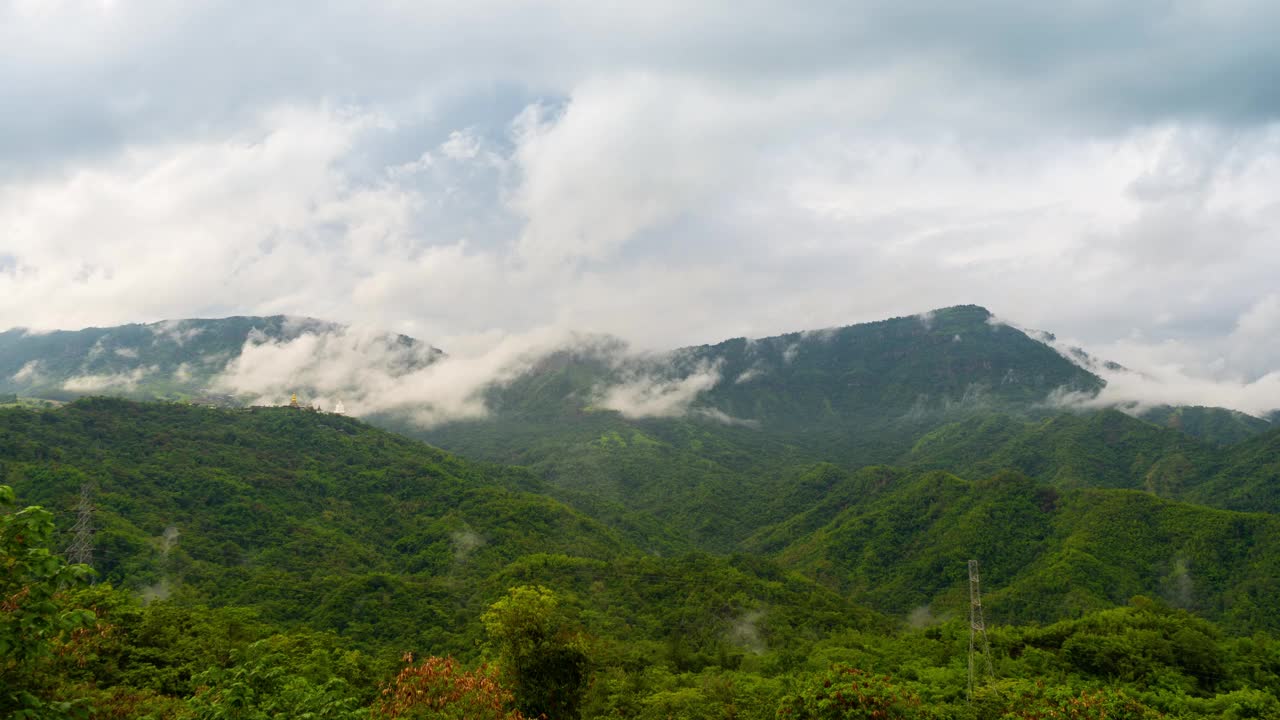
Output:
[
  {"xmin": 967, "ymin": 559, "xmax": 995, "ymax": 701},
  {"xmin": 65, "ymin": 483, "xmax": 95, "ymax": 567}
]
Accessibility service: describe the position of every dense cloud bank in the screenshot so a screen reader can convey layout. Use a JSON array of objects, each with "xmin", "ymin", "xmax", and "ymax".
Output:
[{"xmin": 3, "ymin": 2, "xmax": 1279, "ymax": 415}]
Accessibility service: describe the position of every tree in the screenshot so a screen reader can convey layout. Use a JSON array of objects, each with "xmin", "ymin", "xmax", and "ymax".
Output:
[
  {"xmin": 776, "ymin": 666, "xmax": 929, "ymax": 720},
  {"xmin": 372, "ymin": 654, "xmax": 524, "ymax": 720},
  {"xmin": 1, "ymin": 484, "xmax": 96, "ymax": 718},
  {"xmin": 482, "ymin": 585, "xmax": 589, "ymax": 720}
]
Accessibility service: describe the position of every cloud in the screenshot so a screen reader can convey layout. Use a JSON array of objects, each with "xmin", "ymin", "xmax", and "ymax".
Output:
[
  {"xmin": 1031, "ymin": 298, "xmax": 1280, "ymax": 418},
  {"xmin": 213, "ymin": 324, "xmax": 597, "ymax": 427},
  {"xmin": 450, "ymin": 528, "xmax": 486, "ymax": 563},
  {"xmin": 725, "ymin": 609, "xmax": 766, "ymax": 654},
  {"xmin": 509, "ymin": 74, "xmax": 784, "ymax": 265},
  {"xmin": 1, "ymin": 1, "xmax": 1279, "ymax": 408},
  {"xmin": 595, "ymin": 360, "xmax": 722, "ymax": 419},
  {"xmin": 1053, "ymin": 358, "xmax": 1280, "ymax": 419},
  {"xmin": 440, "ymin": 130, "xmax": 482, "ymax": 161},
  {"xmin": 12, "ymin": 360, "xmax": 41, "ymax": 383},
  {"xmin": 63, "ymin": 366, "xmax": 157, "ymax": 393},
  {"xmin": 693, "ymin": 407, "xmax": 761, "ymax": 428},
  {"xmin": 150, "ymin": 320, "xmax": 205, "ymax": 346}
]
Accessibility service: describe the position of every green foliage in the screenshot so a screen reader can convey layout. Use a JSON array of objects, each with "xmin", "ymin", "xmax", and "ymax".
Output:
[
  {"xmin": 186, "ymin": 633, "xmax": 375, "ymax": 720},
  {"xmin": 1140, "ymin": 405, "xmax": 1271, "ymax": 447},
  {"xmin": 483, "ymin": 585, "xmax": 589, "ymax": 720},
  {"xmin": 759, "ymin": 464, "xmax": 1280, "ymax": 632},
  {"xmin": 0, "ymin": 484, "xmax": 96, "ymax": 719},
  {"xmin": 969, "ymin": 680, "xmax": 1162, "ymax": 720},
  {"xmin": 776, "ymin": 666, "xmax": 930, "ymax": 719}
]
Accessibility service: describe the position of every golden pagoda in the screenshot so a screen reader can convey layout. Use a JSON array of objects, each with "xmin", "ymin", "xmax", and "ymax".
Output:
[{"xmin": 288, "ymin": 393, "xmax": 300, "ymax": 408}]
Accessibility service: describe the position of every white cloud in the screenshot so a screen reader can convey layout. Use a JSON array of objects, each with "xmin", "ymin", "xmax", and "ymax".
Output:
[
  {"xmin": 694, "ymin": 407, "xmax": 761, "ymax": 428},
  {"xmin": 509, "ymin": 74, "xmax": 785, "ymax": 264},
  {"xmin": 0, "ymin": 1, "xmax": 1278, "ymax": 412},
  {"xmin": 12, "ymin": 360, "xmax": 41, "ymax": 382},
  {"xmin": 1033, "ymin": 299, "xmax": 1280, "ymax": 417},
  {"xmin": 440, "ymin": 130, "xmax": 481, "ymax": 161},
  {"xmin": 63, "ymin": 366, "xmax": 156, "ymax": 393},
  {"xmin": 214, "ymin": 325, "xmax": 591, "ymax": 427},
  {"xmin": 150, "ymin": 320, "xmax": 205, "ymax": 346},
  {"xmin": 1052, "ymin": 364, "xmax": 1280, "ymax": 419},
  {"xmin": 595, "ymin": 360, "xmax": 722, "ymax": 419}
]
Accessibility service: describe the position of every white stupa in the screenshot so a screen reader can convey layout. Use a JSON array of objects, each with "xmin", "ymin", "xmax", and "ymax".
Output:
[{"xmin": 333, "ymin": 399, "xmax": 346, "ymax": 415}]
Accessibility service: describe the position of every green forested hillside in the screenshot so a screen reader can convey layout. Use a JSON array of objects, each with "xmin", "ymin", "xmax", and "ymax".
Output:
[
  {"xmin": 414, "ymin": 306, "xmax": 1118, "ymax": 551},
  {"xmin": 4, "ymin": 399, "xmax": 1280, "ymax": 718},
  {"xmin": 4, "ymin": 304, "xmax": 1280, "ymax": 719},
  {"xmin": 1140, "ymin": 405, "xmax": 1272, "ymax": 446},
  {"xmin": 2, "ymin": 399, "xmax": 884, "ymax": 655},
  {"xmin": 904, "ymin": 410, "xmax": 1219, "ymax": 494},
  {"xmin": 762, "ymin": 468, "xmax": 1280, "ymax": 633},
  {"xmin": 425, "ymin": 305, "xmax": 1107, "ymax": 465},
  {"xmin": 904, "ymin": 410, "xmax": 1280, "ymax": 514},
  {"xmin": 1190, "ymin": 427, "xmax": 1280, "ymax": 513}
]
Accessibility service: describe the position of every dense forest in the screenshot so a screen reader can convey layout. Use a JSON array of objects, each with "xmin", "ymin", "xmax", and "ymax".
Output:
[{"xmin": 4, "ymin": 398, "xmax": 1280, "ymax": 718}]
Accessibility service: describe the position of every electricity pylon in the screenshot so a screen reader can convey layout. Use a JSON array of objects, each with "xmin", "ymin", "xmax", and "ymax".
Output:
[
  {"xmin": 66, "ymin": 484, "xmax": 95, "ymax": 567},
  {"xmin": 967, "ymin": 559, "xmax": 994, "ymax": 701}
]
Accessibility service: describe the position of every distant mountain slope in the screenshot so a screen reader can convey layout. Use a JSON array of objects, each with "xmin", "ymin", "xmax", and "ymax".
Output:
[
  {"xmin": 763, "ymin": 468, "xmax": 1280, "ymax": 633},
  {"xmin": 904, "ymin": 410, "xmax": 1219, "ymax": 495},
  {"xmin": 1189, "ymin": 427, "xmax": 1280, "ymax": 513},
  {"xmin": 1140, "ymin": 404, "xmax": 1272, "ymax": 446},
  {"xmin": 456, "ymin": 305, "xmax": 1104, "ymax": 431},
  {"xmin": 681, "ymin": 304, "xmax": 1103, "ymax": 425},
  {"xmin": 418, "ymin": 306, "xmax": 1117, "ymax": 548},
  {"xmin": 903, "ymin": 409, "xmax": 1280, "ymax": 514},
  {"xmin": 0, "ymin": 315, "xmax": 436, "ymax": 402}
]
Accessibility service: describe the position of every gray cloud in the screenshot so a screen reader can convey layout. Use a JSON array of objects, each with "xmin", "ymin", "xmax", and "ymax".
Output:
[{"xmin": 2, "ymin": 1, "xmax": 1279, "ymax": 416}]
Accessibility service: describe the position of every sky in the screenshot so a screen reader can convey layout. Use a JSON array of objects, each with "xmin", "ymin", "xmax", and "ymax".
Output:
[{"xmin": 3, "ymin": 1, "xmax": 1280, "ymax": 412}]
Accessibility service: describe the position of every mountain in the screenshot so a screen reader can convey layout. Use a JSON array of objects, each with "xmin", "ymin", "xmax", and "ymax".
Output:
[
  {"xmin": 678, "ymin": 304, "xmax": 1102, "ymax": 426},
  {"xmin": 1140, "ymin": 404, "xmax": 1272, "ymax": 446},
  {"xmin": 12, "ymin": 305, "xmax": 1275, "ymax": 552},
  {"xmin": 453, "ymin": 304, "xmax": 1103, "ymax": 433},
  {"xmin": 413, "ymin": 306, "xmax": 1122, "ymax": 548},
  {"xmin": 753, "ymin": 466, "xmax": 1280, "ymax": 633},
  {"xmin": 0, "ymin": 315, "xmax": 437, "ymax": 403},
  {"xmin": 904, "ymin": 410, "xmax": 1219, "ymax": 495},
  {"xmin": 0, "ymin": 398, "xmax": 878, "ymax": 656},
  {"xmin": 8, "ymin": 397, "xmax": 1280, "ymax": 637},
  {"xmin": 6, "ymin": 343, "xmax": 1280, "ymax": 716},
  {"xmin": 1189, "ymin": 426, "xmax": 1280, "ymax": 513},
  {"xmin": 901, "ymin": 409, "xmax": 1280, "ymax": 517}
]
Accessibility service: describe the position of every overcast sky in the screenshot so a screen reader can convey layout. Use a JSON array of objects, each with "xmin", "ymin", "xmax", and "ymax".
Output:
[{"xmin": 3, "ymin": 1, "xmax": 1280, "ymax": 407}]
